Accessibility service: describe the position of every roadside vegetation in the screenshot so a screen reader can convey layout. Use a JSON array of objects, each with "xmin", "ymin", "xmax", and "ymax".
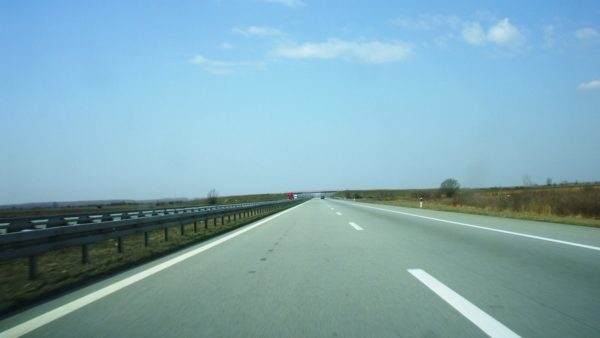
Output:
[
  {"xmin": 0, "ymin": 193, "xmax": 288, "ymax": 219},
  {"xmin": 335, "ymin": 182, "xmax": 600, "ymax": 227}
]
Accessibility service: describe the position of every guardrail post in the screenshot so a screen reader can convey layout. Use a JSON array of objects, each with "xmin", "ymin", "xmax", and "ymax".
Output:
[
  {"xmin": 164, "ymin": 228, "xmax": 169, "ymax": 241},
  {"xmin": 29, "ymin": 256, "xmax": 37, "ymax": 280},
  {"xmin": 77, "ymin": 215, "xmax": 93, "ymax": 224},
  {"xmin": 221, "ymin": 216, "xmax": 224, "ymax": 225},
  {"xmin": 204, "ymin": 219, "xmax": 208, "ymax": 229},
  {"xmin": 193, "ymin": 221, "xmax": 197, "ymax": 233},
  {"xmin": 48, "ymin": 216, "xmax": 68, "ymax": 227},
  {"xmin": 228, "ymin": 215, "xmax": 231, "ymax": 222},
  {"xmin": 117, "ymin": 237, "xmax": 123, "ymax": 253},
  {"xmin": 144, "ymin": 232, "xmax": 149, "ymax": 247},
  {"xmin": 180, "ymin": 224, "xmax": 185, "ymax": 236},
  {"xmin": 82, "ymin": 244, "xmax": 89, "ymax": 264}
]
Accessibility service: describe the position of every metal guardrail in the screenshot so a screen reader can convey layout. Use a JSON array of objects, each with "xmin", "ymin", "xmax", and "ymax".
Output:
[
  {"xmin": 0, "ymin": 200, "xmax": 284, "ymax": 234},
  {"xmin": 0, "ymin": 199, "xmax": 300, "ymax": 279}
]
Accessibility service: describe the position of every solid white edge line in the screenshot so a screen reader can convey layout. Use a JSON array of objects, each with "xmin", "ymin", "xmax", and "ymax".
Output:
[
  {"xmin": 342, "ymin": 202, "xmax": 600, "ymax": 252},
  {"xmin": 0, "ymin": 203, "xmax": 306, "ymax": 338},
  {"xmin": 408, "ymin": 269, "xmax": 520, "ymax": 338},
  {"xmin": 348, "ymin": 222, "xmax": 364, "ymax": 231}
]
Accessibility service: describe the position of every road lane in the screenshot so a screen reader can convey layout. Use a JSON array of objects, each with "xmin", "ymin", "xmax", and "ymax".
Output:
[
  {"xmin": 329, "ymin": 199, "xmax": 600, "ymax": 337},
  {"xmin": 1, "ymin": 198, "xmax": 599, "ymax": 337}
]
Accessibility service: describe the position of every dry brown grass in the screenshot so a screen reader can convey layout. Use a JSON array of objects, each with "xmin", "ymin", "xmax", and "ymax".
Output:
[
  {"xmin": 337, "ymin": 184, "xmax": 600, "ymax": 227},
  {"xmin": 0, "ymin": 193, "xmax": 288, "ymax": 219}
]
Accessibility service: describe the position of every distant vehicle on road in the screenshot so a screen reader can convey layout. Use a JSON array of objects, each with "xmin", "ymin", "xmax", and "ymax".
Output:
[{"xmin": 320, "ymin": 195, "xmax": 325, "ymax": 199}]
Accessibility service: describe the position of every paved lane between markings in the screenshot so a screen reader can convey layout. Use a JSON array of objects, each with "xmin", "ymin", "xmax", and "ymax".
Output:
[
  {"xmin": 348, "ymin": 203, "xmax": 600, "ymax": 252},
  {"xmin": 408, "ymin": 269, "xmax": 520, "ymax": 338},
  {"xmin": 0, "ymin": 204, "xmax": 304, "ymax": 338}
]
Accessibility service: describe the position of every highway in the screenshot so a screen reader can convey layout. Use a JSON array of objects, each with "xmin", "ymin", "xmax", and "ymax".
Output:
[{"xmin": 1, "ymin": 198, "xmax": 600, "ymax": 337}]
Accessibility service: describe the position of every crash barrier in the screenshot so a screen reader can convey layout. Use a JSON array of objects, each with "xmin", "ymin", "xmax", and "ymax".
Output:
[{"xmin": 0, "ymin": 199, "xmax": 300, "ymax": 279}]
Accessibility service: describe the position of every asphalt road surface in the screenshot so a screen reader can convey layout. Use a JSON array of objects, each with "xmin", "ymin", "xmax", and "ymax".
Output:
[{"xmin": 1, "ymin": 199, "xmax": 599, "ymax": 337}]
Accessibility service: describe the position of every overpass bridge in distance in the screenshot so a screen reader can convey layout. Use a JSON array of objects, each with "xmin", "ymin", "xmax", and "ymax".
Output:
[{"xmin": 290, "ymin": 191, "xmax": 338, "ymax": 199}]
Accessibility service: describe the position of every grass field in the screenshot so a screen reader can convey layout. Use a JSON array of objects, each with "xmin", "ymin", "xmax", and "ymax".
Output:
[
  {"xmin": 0, "ymin": 202, "xmax": 296, "ymax": 315},
  {"xmin": 0, "ymin": 193, "xmax": 288, "ymax": 219},
  {"xmin": 335, "ymin": 183, "xmax": 600, "ymax": 227}
]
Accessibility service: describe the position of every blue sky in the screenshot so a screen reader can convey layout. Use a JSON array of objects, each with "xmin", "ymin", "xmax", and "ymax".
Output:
[{"xmin": 1, "ymin": 0, "xmax": 599, "ymax": 204}]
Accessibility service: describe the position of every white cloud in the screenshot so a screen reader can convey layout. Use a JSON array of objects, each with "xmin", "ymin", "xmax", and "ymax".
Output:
[
  {"xmin": 462, "ymin": 22, "xmax": 486, "ymax": 45},
  {"xmin": 487, "ymin": 18, "xmax": 523, "ymax": 46},
  {"xmin": 575, "ymin": 28, "xmax": 600, "ymax": 40},
  {"xmin": 190, "ymin": 54, "xmax": 264, "ymax": 75},
  {"xmin": 274, "ymin": 39, "xmax": 412, "ymax": 63},
  {"xmin": 433, "ymin": 33, "xmax": 455, "ymax": 48},
  {"xmin": 541, "ymin": 25, "xmax": 556, "ymax": 49},
  {"xmin": 233, "ymin": 25, "xmax": 285, "ymax": 37},
  {"xmin": 393, "ymin": 14, "xmax": 525, "ymax": 50},
  {"xmin": 393, "ymin": 14, "xmax": 461, "ymax": 31},
  {"xmin": 578, "ymin": 80, "xmax": 600, "ymax": 90},
  {"xmin": 190, "ymin": 55, "xmax": 208, "ymax": 64},
  {"xmin": 461, "ymin": 18, "xmax": 524, "ymax": 47},
  {"xmin": 220, "ymin": 42, "xmax": 234, "ymax": 49},
  {"xmin": 261, "ymin": 0, "xmax": 304, "ymax": 9}
]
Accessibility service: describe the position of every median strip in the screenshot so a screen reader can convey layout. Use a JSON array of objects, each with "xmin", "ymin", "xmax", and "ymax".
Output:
[{"xmin": 408, "ymin": 269, "xmax": 520, "ymax": 338}]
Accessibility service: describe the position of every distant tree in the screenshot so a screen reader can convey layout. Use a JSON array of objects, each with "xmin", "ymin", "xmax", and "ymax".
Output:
[
  {"xmin": 546, "ymin": 178, "xmax": 553, "ymax": 186},
  {"xmin": 522, "ymin": 174, "xmax": 534, "ymax": 187},
  {"xmin": 207, "ymin": 188, "xmax": 219, "ymax": 205},
  {"xmin": 440, "ymin": 178, "xmax": 460, "ymax": 198}
]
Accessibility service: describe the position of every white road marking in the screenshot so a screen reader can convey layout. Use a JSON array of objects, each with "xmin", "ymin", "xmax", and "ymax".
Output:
[
  {"xmin": 330, "ymin": 208, "xmax": 334, "ymax": 210},
  {"xmin": 349, "ymin": 222, "xmax": 363, "ymax": 231},
  {"xmin": 0, "ymin": 203, "xmax": 305, "ymax": 338},
  {"xmin": 348, "ymin": 203, "xmax": 600, "ymax": 252},
  {"xmin": 336, "ymin": 212, "xmax": 342, "ymax": 216},
  {"xmin": 408, "ymin": 269, "xmax": 520, "ymax": 338}
]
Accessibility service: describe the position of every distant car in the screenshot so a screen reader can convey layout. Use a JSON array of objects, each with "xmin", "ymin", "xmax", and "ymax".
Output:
[{"xmin": 320, "ymin": 195, "xmax": 325, "ymax": 199}]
